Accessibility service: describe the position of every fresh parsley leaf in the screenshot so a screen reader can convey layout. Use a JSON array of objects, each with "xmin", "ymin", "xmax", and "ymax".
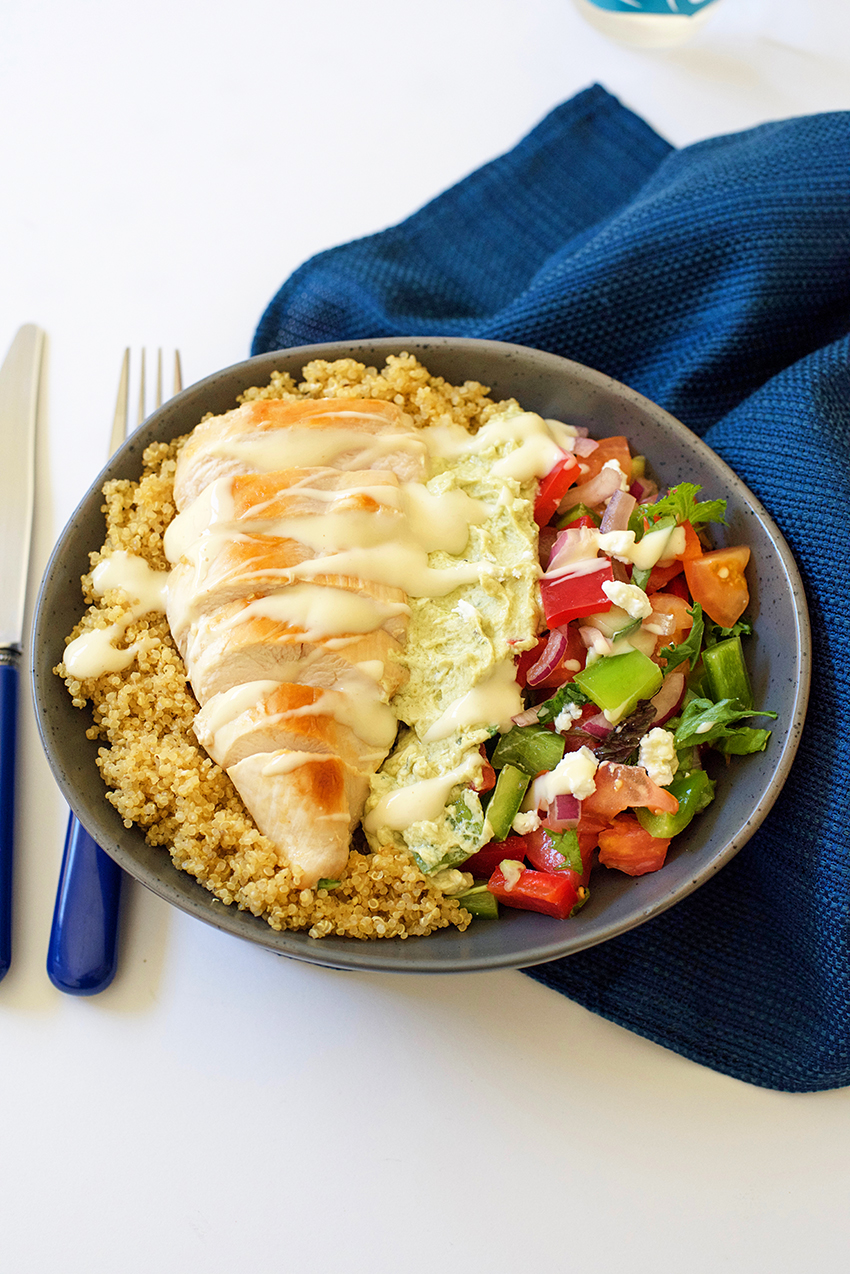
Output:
[
  {"xmin": 713, "ymin": 729, "xmax": 774, "ymax": 755},
  {"xmin": 704, "ymin": 616, "xmax": 753, "ymax": 648},
  {"xmin": 550, "ymin": 828, "xmax": 583, "ymax": 874},
  {"xmin": 645, "ymin": 483, "xmax": 727, "ymax": 529},
  {"xmin": 674, "ymin": 697, "xmax": 777, "ymax": 753},
  {"xmin": 659, "ymin": 604, "xmax": 705, "ymax": 671},
  {"xmin": 536, "ymin": 681, "xmax": 590, "ymax": 725}
]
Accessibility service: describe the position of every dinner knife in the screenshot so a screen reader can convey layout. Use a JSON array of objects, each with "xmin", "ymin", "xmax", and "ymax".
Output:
[{"xmin": 0, "ymin": 324, "xmax": 44, "ymax": 982}]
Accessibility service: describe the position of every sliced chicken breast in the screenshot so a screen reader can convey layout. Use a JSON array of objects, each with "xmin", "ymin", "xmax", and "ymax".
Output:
[
  {"xmin": 226, "ymin": 751, "xmax": 369, "ymax": 886},
  {"xmin": 174, "ymin": 399, "xmax": 427, "ymax": 510},
  {"xmin": 194, "ymin": 681, "xmax": 396, "ymax": 775}
]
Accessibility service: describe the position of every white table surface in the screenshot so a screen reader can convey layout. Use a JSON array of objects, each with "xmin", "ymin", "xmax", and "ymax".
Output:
[{"xmin": 2, "ymin": 2, "xmax": 849, "ymax": 1270}]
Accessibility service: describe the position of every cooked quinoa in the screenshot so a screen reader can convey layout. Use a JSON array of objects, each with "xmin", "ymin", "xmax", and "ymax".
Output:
[{"xmin": 57, "ymin": 354, "xmax": 519, "ymax": 939}]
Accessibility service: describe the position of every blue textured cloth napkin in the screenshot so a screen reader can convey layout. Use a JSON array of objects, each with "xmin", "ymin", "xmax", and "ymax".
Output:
[{"xmin": 253, "ymin": 85, "xmax": 850, "ymax": 1092}]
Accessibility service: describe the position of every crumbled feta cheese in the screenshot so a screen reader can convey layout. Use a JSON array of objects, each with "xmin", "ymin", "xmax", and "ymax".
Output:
[
  {"xmin": 638, "ymin": 728, "xmax": 679, "ymax": 787},
  {"xmin": 511, "ymin": 810, "xmax": 541, "ymax": 836},
  {"xmin": 554, "ymin": 701, "xmax": 584, "ymax": 732},
  {"xmin": 602, "ymin": 459, "xmax": 630, "ymax": 492},
  {"xmin": 526, "ymin": 746, "xmax": 599, "ymax": 808},
  {"xmin": 601, "ymin": 580, "xmax": 653, "ymax": 620}
]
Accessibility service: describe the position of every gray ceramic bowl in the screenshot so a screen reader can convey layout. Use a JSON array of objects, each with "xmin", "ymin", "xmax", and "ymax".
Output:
[{"xmin": 32, "ymin": 338, "xmax": 810, "ymax": 973}]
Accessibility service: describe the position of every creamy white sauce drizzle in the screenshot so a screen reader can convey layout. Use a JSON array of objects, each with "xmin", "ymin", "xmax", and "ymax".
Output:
[
  {"xmin": 221, "ymin": 584, "xmax": 409, "ymax": 641},
  {"xmin": 64, "ymin": 551, "xmax": 169, "ymax": 679},
  {"xmin": 362, "ymin": 757, "xmax": 480, "ymax": 833},
  {"xmin": 421, "ymin": 661, "xmax": 523, "ymax": 744},
  {"xmin": 546, "ymin": 524, "xmax": 687, "ymax": 578},
  {"xmin": 209, "ymin": 425, "xmax": 427, "ymax": 474},
  {"xmin": 421, "ymin": 411, "xmax": 567, "ymax": 483}
]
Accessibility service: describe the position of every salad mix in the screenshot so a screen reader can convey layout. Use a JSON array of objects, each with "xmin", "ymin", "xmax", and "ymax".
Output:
[{"xmin": 456, "ymin": 433, "xmax": 776, "ymax": 923}]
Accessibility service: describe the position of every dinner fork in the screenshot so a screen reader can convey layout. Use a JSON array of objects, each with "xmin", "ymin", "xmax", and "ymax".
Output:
[{"xmin": 46, "ymin": 348, "xmax": 182, "ymax": 995}]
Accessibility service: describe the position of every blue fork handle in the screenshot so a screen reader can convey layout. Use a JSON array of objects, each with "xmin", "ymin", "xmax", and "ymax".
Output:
[
  {"xmin": 0, "ymin": 659, "xmax": 19, "ymax": 982},
  {"xmin": 46, "ymin": 810, "xmax": 122, "ymax": 994}
]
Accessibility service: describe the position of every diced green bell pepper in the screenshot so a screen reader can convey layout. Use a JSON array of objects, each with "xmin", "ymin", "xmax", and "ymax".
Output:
[
  {"xmin": 555, "ymin": 502, "xmax": 601, "ymax": 529},
  {"xmin": 702, "ymin": 635, "xmax": 753, "ymax": 710},
  {"xmin": 573, "ymin": 649, "xmax": 663, "ymax": 724},
  {"xmin": 485, "ymin": 764, "xmax": 530, "ymax": 842},
  {"xmin": 491, "ymin": 725, "xmax": 565, "ymax": 776},
  {"xmin": 455, "ymin": 885, "xmax": 499, "ymax": 919},
  {"xmin": 635, "ymin": 769, "xmax": 716, "ymax": 838}
]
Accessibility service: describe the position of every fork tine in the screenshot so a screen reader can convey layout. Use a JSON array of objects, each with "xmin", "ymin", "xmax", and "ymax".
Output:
[
  {"xmin": 155, "ymin": 349, "xmax": 163, "ymax": 410},
  {"xmin": 109, "ymin": 349, "xmax": 130, "ymax": 458},
  {"xmin": 137, "ymin": 348, "xmax": 147, "ymax": 428},
  {"xmin": 174, "ymin": 350, "xmax": 183, "ymax": 396}
]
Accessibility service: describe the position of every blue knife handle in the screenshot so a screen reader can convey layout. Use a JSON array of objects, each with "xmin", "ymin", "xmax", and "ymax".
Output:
[
  {"xmin": 0, "ymin": 657, "xmax": 18, "ymax": 982},
  {"xmin": 46, "ymin": 810, "xmax": 122, "ymax": 995}
]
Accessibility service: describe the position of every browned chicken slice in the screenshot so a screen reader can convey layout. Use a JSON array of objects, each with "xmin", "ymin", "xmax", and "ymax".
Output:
[
  {"xmin": 226, "ymin": 468, "xmax": 402, "ymax": 523},
  {"xmin": 193, "ymin": 682, "xmax": 396, "ymax": 775},
  {"xmin": 183, "ymin": 608, "xmax": 407, "ymax": 706},
  {"xmin": 226, "ymin": 752, "xmax": 369, "ymax": 886},
  {"xmin": 170, "ymin": 570, "xmax": 409, "ymax": 666},
  {"xmin": 167, "ymin": 398, "xmax": 422, "ymax": 887},
  {"xmin": 174, "ymin": 398, "xmax": 426, "ymax": 510}
]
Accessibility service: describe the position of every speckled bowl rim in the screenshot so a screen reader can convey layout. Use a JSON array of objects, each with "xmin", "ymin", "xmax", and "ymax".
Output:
[{"xmin": 31, "ymin": 338, "xmax": 811, "ymax": 973}]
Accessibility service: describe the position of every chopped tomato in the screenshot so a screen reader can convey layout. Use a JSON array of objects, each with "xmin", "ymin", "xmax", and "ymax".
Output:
[
  {"xmin": 646, "ymin": 591, "xmax": 694, "ymax": 653},
  {"xmin": 541, "ymin": 560, "xmax": 614, "ymax": 628},
  {"xmin": 463, "ymin": 836, "xmax": 527, "ymax": 878},
  {"xmin": 525, "ymin": 825, "xmax": 592, "ymax": 886},
  {"xmin": 576, "ymin": 807, "xmax": 610, "ymax": 858},
  {"xmin": 579, "ymin": 435, "xmax": 633, "ymax": 483},
  {"xmin": 488, "ymin": 863, "xmax": 582, "ymax": 919},
  {"xmin": 564, "ymin": 514, "xmax": 598, "ymax": 531},
  {"xmin": 597, "ymin": 813, "xmax": 671, "ymax": 876},
  {"xmin": 664, "ymin": 573, "xmax": 691, "ymax": 601},
  {"xmin": 645, "ymin": 559, "xmax": 684, "ymax": 592},
  {"xmin": 684, "ymin": 546, "xmax": 751, "ymax": 628},
  {"xmin": 581, "ymin": 762, "xmax": 679, "ymax": 821},
  {"xmin": 678, "ymin": 520, "xmax": 704, "ymax": 561},
  {"xmin": 471, "ymin": 748, "xmax": 496, "ymax": 793},
  {"xmin": 535, "ymin": 453, "xmax": 581, "ymax": 526}
]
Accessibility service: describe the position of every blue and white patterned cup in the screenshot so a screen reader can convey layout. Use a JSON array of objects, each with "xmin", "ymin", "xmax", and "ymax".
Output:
[{"xmin": 575, "ymin": 0, "xmax": 724, "ymax": 47}]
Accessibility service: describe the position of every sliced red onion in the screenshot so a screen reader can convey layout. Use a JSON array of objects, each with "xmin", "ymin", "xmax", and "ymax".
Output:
[
  {"xmin": 647, "ymin": 609, "xmax": 676, "ymax": 637},
  {"xmin": 511, "ymin": 706, "xmax": 541, "ymax": 727},
  {"xmin": 581, "ymin": 712, "xmax": 613, "ymax": 739},
  {"xmin": 526, "ymin": 629, "xmax": 568, "ymax": 687},
  {"xmin": 649, "ymin": 671, "xmax": 687, "ymax": 726},
  {"xmin": 599, "ymin": 488, "xmax": 637, "ymax": 534},
  {"xmin": 538, "ymin": 524, "xmax": 560, "ymax": 571},
  {"xmin": 578, "ymin": 625, "xmax": 613, "ymax": 656},
  {"xmin": 565, "ymin": 466, "xmax": 622, "ymax": 512},
  {"xmin": 629, "ymin": 476, "xmax": 658, "ymax": 502},
  {"xmin": 573, "ymin": 436, "xmax": 597, "ymax": 455},
  {"xmin": 547, "ymin": 792, "xmax": 580, "ymax": 829}
]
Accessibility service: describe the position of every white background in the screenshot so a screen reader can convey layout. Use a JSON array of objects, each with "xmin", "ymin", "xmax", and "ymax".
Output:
[{"xmin": 2, "ymin": 1, "xmax": 849, "ymax": 1270}]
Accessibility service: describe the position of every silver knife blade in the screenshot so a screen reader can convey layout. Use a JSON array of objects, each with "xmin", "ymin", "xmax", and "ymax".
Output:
[{"xmin": 0, "ymin": 325, "xmax": 44, "ymax": 651}]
